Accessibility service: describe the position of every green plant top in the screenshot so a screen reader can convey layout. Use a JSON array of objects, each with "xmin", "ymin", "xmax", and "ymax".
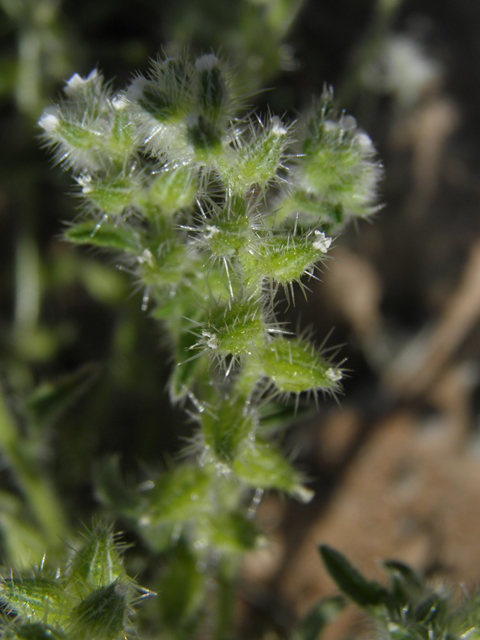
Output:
[
  {"xmin": 38, "ymin": 52, "xmax": 380, "ymax": 397},
  {"xmin": 38, "ymin": 47, "xmax": 382, "ymax": 551},
  {"xmin": 31, "ymin": 51, "xmax": 382, "ymax": 639}
]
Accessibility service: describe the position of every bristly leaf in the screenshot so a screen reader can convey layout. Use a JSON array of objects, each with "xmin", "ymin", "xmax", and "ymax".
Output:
[
  {"xmin": 68, "ymin": 582, "xmax": 127, "ymax": 640},
  {"xmin": 234, "ymin": 440, "xmax": 313, "ymax": 503},
  {"xmin": 319, "ymin": 544, "xmax": 388, "ymax": 608},
  {"xmin": 383, "ymin": 559, "xmax": 424, "ymax": 589},
  {"xmin": 202, "ymin": 511, "xmax": 258, "ymax": 554},
  {"xmin": 64, "ymin": 220, "xmax": 140, "ymax": 253},
  {"xmin": 0, "ymin": 574, "xmax": 70, "ymax": 623},
  {"xmin": 383, "ymin": 559, "xmax": 425, "ymax": 613},
  {"xmin": 0, "ymin": 522, "xmax": 149, "ymax": 640},
  {"xmin": 147, "ymin": 464, "xmax": 212, "ymax": 523},
  {"xmin": 67, "ymin": 520, "xmax": 127, "ymax": 592}
]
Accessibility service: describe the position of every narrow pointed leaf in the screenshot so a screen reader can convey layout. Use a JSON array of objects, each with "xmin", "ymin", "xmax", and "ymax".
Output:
[
  {"xmin": 319, "ymin": 545, "xmax": 388, "ymax": 608},
  {"xmin": 25, "ymin": 364, "xmax": 99, "ymax": 427}
]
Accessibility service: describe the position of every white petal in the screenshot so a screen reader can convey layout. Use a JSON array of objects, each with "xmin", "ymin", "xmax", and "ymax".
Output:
[
  {"xmin": 313, "ymin": 230, "xmax": 332, "ymax": 253},
  {"xmin": 38, "ymin": 107, "xmax": 59, "ymax": 132},
  {"xmin": 195, "ymin": 54, "xmax": 220, "ymax": 71}
]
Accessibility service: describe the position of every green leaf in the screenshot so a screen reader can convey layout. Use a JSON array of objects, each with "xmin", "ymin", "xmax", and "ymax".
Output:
[
  {"xmin": 0, "ymin": 491, "xmax": 50, "ymax": 568},
  {"xmin": 157, "ymin": 542, "xmax": 207, "ymax": 635},
  {"xmin": 202, "ymin": 511, "xmax": 258, "ymax": 554},
  {"xmin": 69, "ymin": 582, "xmax": 127, "ymax": 640},
  {"xmin": 67, "ymin": 521, "xmax": 127, "ymax": 591},
  {"xmin": 148, "ymin": 464, "xmax": 212, "ymax": 523},
  {"xmin": 257, "ymin": 336, "xmax": 342, "ymax": 395},
  {"xmin": 201, "ymin": 298, "xmax": 266, "ymax": 357},
  {"xmin": 240, "ymin": 233, "xmax": 325, "ymax": 288},
  {"xmin": 80, "ymin": 259, "xmax": 127, "ymax": 303},
  {"xmin": 169, "ymin": 320, "xmax": 207, "ymax": 401},
  {"xmin": 258, "ymin": 401, "xmax": 315, "ymax": 434},
  {"xmin": 134, "ymin": 520, "xmax": 179, "ymax": 554},
  {"xmin": 234, "ymin": 440, "xmax": 313, "ymax": 502},
  {"xmin": 25, "ymin": 364, "xmax": 99, "ymax": 427},
  {"xmin": 383, "ymin": 559, "xmax": 423, "ymax": 590},
  {"xmin": 94, "ymin": 456, "xmax": 143, "ymax": 517},
  {"xmin": 319, "ymin": 545, "xmax": 388, "ymax": 608},
  {"xmin": 413, "ymin": 592, "xmax": 446, "ymax": 625},
  {"xmin": 64, "ymin": 221, "xmax": 140, "ymax": 253},
  {"xmin": 383, "ymin": 559, "xmax": 425, "ymax": 612},
  {"xmin": 216, "ymin": 116, "xmax": 289, "ymax": 193},
  {"xmin": 0, "ymin": 575, "xmax": 69, "ymax": 623},
  {"xmin": 143, "ymin": 166, "xmax": 197, "ymax": 216},
  {"xmin": 80, "ymin": 175, "xmax": 140, "ymax": 214},
  {"xmin": 200, "ymin": 394, "xmax": 257, "ymax": 462}
]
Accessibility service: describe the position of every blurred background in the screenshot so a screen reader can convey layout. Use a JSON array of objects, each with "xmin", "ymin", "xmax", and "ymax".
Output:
[{"xmin": 2, "ymin": 0, "xmax": 480, "ymax": 637}]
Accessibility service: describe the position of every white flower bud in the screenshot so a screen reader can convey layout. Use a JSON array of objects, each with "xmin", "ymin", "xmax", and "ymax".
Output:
[
  {"xmin": 38, "ymin": 106, "xmax": 60, "ymax": 132},
  {"xmin": 271, "ymin": 116, "xmax": 287, "ymax": 137},
  {"xmin": 64, "ymin": 69, "xmax": 99, "ymax": 96},
  {"xmin": 126, "ymin": 75, "xmax": 148, "ymax": 102},
  {"xmin": 313, "ymin": 230, "xmax": 332, "ymax": 252},
  {"xmin": 326, "ymin": 367, "xmax": 342, "ymax": 382},
  {"xmin": 195, "ymin": 54, "xmax": 220, "ymax": 72},
  {"xmin": 112, "ymin": 94, "xmax": 128, "ymax": 110},
  {"xmin": 76, "ymin": 172, "xmax": 92, "ymax": 193}
]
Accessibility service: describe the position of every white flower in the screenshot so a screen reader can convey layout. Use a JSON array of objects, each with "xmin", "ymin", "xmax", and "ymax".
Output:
[
  {"xmin": 76, "ymin": 172, "xmax": 93, "ymax": 193},
  {"xmin": 138, "ymin": 249, "xmax": 154, "ymax": 266},
  {"xmin": 313, "ymin": 230, "xmax": 332, "ymax": 253},
  {"xmin": 202, "ymin": 330, "xmax": 218, "ymax": 350},
  {"xmin": 326, "ymin": 367, "xmax": 342, "ymax": 382},
  {"xmin": 270, "ymin": 116, "xmax": 287, "ymax": 137},
  {"xmin": 112, "ymin": 94, "xmax": 128, "ymax": 110},
  {"xmin": 38, "ymin": 107, "xmax": 60, "ymax": 132},
  {"xmin": 64, "ymin": 69, "xmax": 99, "ymax": 95},
  {"xmin": 126, "ymin": 76, "xmax": 148, "ymax": 102},
  {"xmin": 195, "ymin": 54, "xmax": 220, "ymax": 72}
]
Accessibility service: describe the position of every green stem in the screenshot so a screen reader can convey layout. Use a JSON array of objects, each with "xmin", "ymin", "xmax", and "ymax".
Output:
[{"xmin": 214, "ymin": 556, "xmax": 240, "ymax": 640}]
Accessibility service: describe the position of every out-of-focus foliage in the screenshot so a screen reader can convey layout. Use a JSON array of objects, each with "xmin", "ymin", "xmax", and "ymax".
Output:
[
  {"xmin": 0, "ymin": 521, "xmax": 151, "ymax": 640},
  {"xmin": 318, "ymin": 545, "xmax": 480, "ymax": 640}
]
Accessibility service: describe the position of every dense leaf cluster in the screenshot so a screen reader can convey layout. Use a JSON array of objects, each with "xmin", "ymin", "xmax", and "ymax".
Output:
[{"xmin": 0, "ymin": 522, "xmax": 150, "ymax": 640}]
